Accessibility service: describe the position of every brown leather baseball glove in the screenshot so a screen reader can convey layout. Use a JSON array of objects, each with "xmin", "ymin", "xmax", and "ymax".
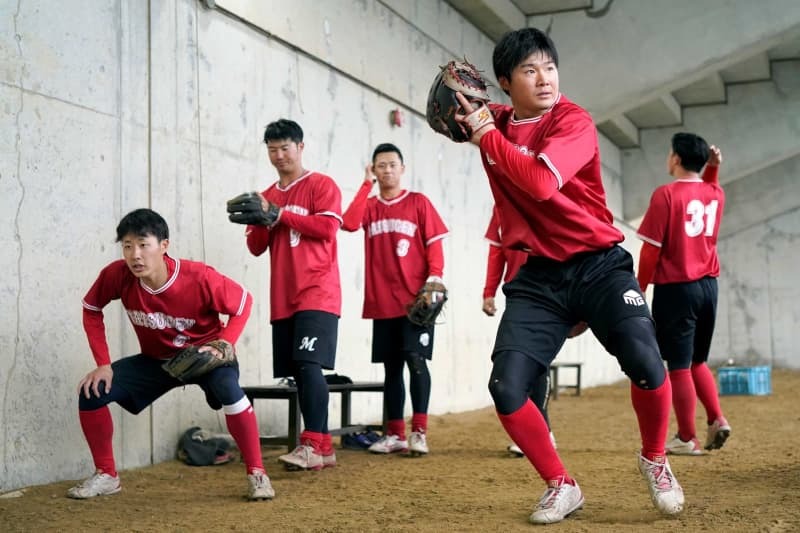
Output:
[
  {"xmin": 426, "ymin": 59, "xmax": 491, "ymax": 143},
  {"xmin": 407, "ymin": 280, "xmax": 448, "ymax": 327},
  {"xmin": 162, "ymin": 340, "xmax": 237, "ymax": 383}
]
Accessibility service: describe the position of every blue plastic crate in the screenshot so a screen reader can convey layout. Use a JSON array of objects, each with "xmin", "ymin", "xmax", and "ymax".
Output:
[{"xmin": 717, "ymin": 366, "xmax": 772, "ymax": 396}]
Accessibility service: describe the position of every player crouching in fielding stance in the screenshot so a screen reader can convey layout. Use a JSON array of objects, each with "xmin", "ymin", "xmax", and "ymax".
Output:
[
  {"xmin": 637, "ymin": 136, "xmax": 731, "ymax": 455},
  {"xmin": 69, "ymin": 208, "xmax": 273, "ymax": 501},
  {"xmin": 427, "ymin": 28, "xmax": 685, "ymax": 523},
  {"xmin": 341, "ymin": 143, "xmax": 448, "ymax": 456}
]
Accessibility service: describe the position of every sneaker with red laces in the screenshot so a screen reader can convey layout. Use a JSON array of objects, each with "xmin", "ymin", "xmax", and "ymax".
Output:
[
  {"xmin": 638, "ymin": 454, "xmax": 684, "ymax": 515},
  {"xmin": 666, "ymin": 434, "xmax": 703, "ymax": 456},
  {"xmin": 322, "ymin": 452, "xmax": 337, "ymax": 468},
  {"xmin": 278, "ymin": 443, "xmax": 323, "ymax": 471},
  {"xmin": 704, "ymin": 417, "xmax": 731, "ymax": 451},
  {"xmin": 529, "ymin": 479, "xmax": 584, "ymax": 524}
]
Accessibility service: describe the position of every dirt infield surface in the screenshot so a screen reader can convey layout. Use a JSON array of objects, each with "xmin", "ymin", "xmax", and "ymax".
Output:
[{"xmin": 2, "ymin": 370, "xmax": 798, "ymax": 532}]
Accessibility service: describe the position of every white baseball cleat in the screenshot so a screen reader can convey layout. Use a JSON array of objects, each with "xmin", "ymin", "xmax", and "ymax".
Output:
[
  {"xmin": 666, "ymin": 434, "xmax": 703, "ymax": 456},
  {"xmin": 278, "ymin": 444, "xmax": 323, "ymax": 471},
  {"xmin": 638, "ymin": 454, "xmax": 685, "ymax": 515},
  {"xmin": 66, "ymin": 471, "xmax": 121, "ymax": 499},
  {"xmin": 368, "ymin": 434, "xmax": 409, "ymax": 454},
  {"xmin": 529, "ymin": 479, "xmax": 584, "ymax": 524},
  {"xmin": 408, "ymin": 431, "xmax": 429, "ymax": 456},
  {"xmin": 247, "ymin": 470, "xmax": 275, "ymax": 500},
  {"xmin": 705, "ymin": 417, "xmax": 731, "ymax": 451}
]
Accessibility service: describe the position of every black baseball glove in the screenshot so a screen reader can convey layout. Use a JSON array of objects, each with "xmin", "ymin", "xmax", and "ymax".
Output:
[
  {"xmin": 406, "ymin": 280, "xmax": 448, "ymax": 327},
  {"xmin": 426, "ymin": 59, "xmax": 491, "ymax": 143},
  {"xmin": 227, "ymin": 191, "xmax": 281, "ymax": 226},
  {"xmin": 162, "ymin": 340, "xmax": 237, "ymax": 383}
]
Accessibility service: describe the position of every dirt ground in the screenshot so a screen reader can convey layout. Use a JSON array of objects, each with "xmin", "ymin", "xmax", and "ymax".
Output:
[{"xmin": 2, "ymin": 370, "xmax": 799, "ymax": 532}]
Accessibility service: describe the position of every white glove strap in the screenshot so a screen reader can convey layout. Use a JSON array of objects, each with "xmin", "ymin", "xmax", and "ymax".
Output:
[{"xmin": 463, "ymin": 103, "xmax": 494, "ymax": 136}]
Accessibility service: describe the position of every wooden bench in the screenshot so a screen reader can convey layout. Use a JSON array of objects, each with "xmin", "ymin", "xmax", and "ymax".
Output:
[
  {"xmin": 549, "ymin": 362, "xmax": 583, "ymax": 400},
  {"xmin": 242, "ymin": 382, "xmax": 385, "ymax": 451}
]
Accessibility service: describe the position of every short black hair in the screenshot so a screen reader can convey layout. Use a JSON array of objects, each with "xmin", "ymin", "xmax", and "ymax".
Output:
[
  {"xmin": 116, "ymin": 208, "xmax": 169, "ymax": 242},
  {"xmin": 671, "ymin": 132, "xmax": 709, "ymax": 172},
  {"xmin": 263, "ymin": 119, "xmax": 303, "ymax": 144},
  {"xmin": 493, "ymin": 28, "xmax": 559, "ymax": 91},
  {"xmin": 372, "ymin": 143, "xmax": 403, "ymax": 164}
]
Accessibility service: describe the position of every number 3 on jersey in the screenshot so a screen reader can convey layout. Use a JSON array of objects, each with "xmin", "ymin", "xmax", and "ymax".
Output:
[{"xmin": 685, "ymin": 199, "xmax": 718, "ymax": 238}]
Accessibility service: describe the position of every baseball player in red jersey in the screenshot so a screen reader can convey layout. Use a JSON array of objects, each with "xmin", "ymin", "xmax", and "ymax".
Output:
[
  {"xmin": 636, "ymin": 134, "xmax": 730, "ymax": 456},
  {"xmin": 483, "ymin": 206, "xmax": 556, "ymax": 456},
  {"xmin": 69, "ymin": 208, "xmax": 273, "ymax": 501},
  {"xmin": 453, "ymin": 28, "xmax": 684, "ymax": 524},
  {"xmin": 234, "ymin": 119, "xmax": 343, "ymax": 471},
  {"xmin": 341, "ymin": 143, "xmax": 448, "ymax": 456}
]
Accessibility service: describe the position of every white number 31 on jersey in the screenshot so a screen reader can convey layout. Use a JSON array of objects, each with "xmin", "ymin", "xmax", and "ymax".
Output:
[{"xmin": 685, "ymin": 199, "xmax": 719, "ymax": 237}]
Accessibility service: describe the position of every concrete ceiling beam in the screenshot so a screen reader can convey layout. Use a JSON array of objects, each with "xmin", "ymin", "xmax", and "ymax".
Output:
[
  {"xmin": 625, "ymin": 93, "xmax": 682, "ymax": 128},
  {"xmin": 673, "ymin": 73, "xmax": 726, "ymax": 106},
  {"xmin": 597, "ymin": 114, "xmax": 639, "ymax": 148},
  {"xmin": 446, "ymin": 0, "xmax": 526, "ymax": 41}
]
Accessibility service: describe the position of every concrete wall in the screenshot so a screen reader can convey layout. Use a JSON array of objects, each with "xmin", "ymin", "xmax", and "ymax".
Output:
[{"xmin": 714, "ymin": 208, "xmax": 800, "ymax": 368}]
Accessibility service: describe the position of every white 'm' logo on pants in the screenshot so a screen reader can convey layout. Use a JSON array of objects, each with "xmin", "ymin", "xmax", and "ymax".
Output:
[
  {"xmin": 622, "ymin": 289, "xmax": 645, "ymax": 306},
  {"xmin": 298, "ymin": 336, "xmax": 318, "ymax": 351}
]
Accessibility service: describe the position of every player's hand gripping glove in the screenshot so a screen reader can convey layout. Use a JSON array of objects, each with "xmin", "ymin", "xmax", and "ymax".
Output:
[
  {"xmin": 162, "ymin": 340, "xmax": 237, "ymax": 383},
  {"xmin": 227, "ymin": 192, "xmax": 280, "ymax": 226},
  {"xmin": 426, "ymin": 59, "xmax": 491, "ymax": 143},
  {"xmin": 406, "ymin": 278, "xmax": 448, "ymax": 327}
]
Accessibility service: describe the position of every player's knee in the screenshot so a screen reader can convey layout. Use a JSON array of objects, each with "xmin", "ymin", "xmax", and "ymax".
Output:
[
  {"xmin": 488, "ymin": 376, "xmax": 529, "ymax": 414},
  {"xmin": 206, "ymin": 368, "xmax": 243, "ymax": 406},
  {"xmin": 404, "ymin": 352, "xmax": 428, "ymax": 375},
  {"xmin": 294, "ymin": 361, "xmax": 323, "ymax": 382},
  {"xmin": 608, "ymin": 316, "xmax": 666, "ymax": 389},
  {"xmin": 78, "ymin": 392, "xmax": 111, "ymax": 411}
]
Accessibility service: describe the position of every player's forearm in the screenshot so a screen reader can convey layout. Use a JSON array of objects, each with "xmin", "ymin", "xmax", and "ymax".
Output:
[
  {"xmin": 484, "ymin": 245, "xmax": 504, "ymax": 298},
  {"xmin": 425, "ymin": 238, "xmax": 444, "ymax": 278},
  {"xmin": 279, "ymin": 211, "xmax": 341, "ymax": 241},
  {"xmin": 246, "ymin": 226, "xmax": 270, "ymax": 256},
  {"xmin": 701, "ymin": 164, "xmax": 719, "ymax": 184},
  {"xmin": 480, "ymin": 130, "xmax": 559, "ymax": 201},
  {"xmin": 83, "ymin": 308, "xmax": 112, "ymax": 366},
  {"xmin": 341, "ymin": 180, "xmax": 372, "ymax": 232},
  {"xmin": 220, "ymin": 292, "xmax": 253, "ymax": 345},
  {"xmin": 636, "ymin": 242, "xmax": 660, "ymax": 291}
]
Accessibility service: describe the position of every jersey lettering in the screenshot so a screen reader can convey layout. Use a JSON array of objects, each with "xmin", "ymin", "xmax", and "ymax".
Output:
[
  {"xmin": 368, "ymin": 218, "xmax": 418, "ymax": 238},
  {"xmin": 685, "ymin": 199, "xmax": 719, "ymax": 238},
  {"xmin": 126, "ymin": 309, "xmax": 196, "ymax": 332}
]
